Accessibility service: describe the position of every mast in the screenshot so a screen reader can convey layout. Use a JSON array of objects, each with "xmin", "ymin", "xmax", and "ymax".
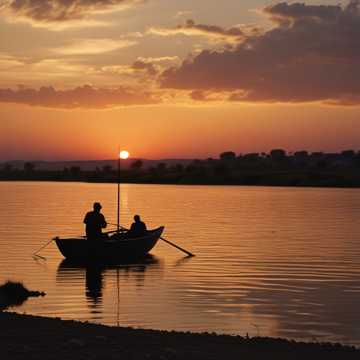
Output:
[
  {"xmin": 117, "ymin": 150, "xmax": 129, "ymax": 232},
  {"xmin": 117, "ymin": 154, "xmax": 120, "ymax": 232}
]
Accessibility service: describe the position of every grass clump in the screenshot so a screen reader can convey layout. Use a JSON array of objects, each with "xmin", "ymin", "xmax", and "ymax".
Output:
[{"xmin": 0, "ymin": 281, "xmax": 45, "ymax": 311}]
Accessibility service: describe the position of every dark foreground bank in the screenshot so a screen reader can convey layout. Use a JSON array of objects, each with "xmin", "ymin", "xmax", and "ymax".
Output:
[{"xmin": 0, "ymin": 313, "xmax": 358, "ymax": 360}]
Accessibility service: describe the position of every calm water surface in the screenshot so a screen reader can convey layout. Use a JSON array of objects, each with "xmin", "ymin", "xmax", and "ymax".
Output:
[{"xmin": 1, "ymin": 182, "xmax": 360, "ymax": 344}]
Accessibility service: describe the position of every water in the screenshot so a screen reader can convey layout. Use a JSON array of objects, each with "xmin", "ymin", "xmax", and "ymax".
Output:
[{"xmin": 1, "ymin": 182, "xmax": 360, "ymax": 344}]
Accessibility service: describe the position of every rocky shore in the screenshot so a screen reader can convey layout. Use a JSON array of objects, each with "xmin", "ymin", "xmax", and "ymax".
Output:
[{"xmin": 0, "ymin": 312, "xmax": 359, "ymax": 360}]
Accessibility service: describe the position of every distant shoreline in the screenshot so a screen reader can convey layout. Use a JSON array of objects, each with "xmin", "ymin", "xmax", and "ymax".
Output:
[
  {"xmin": 1, "ymin": 177, "xmax": 360, "ymax": 189},
  {"xmin": 2, "ymin": 150, "xmax": 360, "ymax": 188},
  {"xmin": 1, "ymin": 312, "xmax": 358, "ymax": 359}
]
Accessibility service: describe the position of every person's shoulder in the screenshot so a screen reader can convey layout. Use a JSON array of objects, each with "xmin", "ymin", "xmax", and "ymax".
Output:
[{"xmin": 84, "ymin": 211, "xmax": 92, "ymax": 222}]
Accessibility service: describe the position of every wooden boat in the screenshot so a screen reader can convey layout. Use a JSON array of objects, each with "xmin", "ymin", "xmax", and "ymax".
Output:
[
  {"xmin": 54, "ymin": 226, "xmax": 164, "ymax": 262},
  {"xmin": 44, "ymin": 155, "xmax": 191, "ymax": 262}
]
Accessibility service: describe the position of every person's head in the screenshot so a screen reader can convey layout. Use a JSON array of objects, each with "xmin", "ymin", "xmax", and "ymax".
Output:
[
  {"xmin": 93, "ymin": 202, "xmax": 102, "ymax": 212},
  {"xmin": 134, "ymin": 215, "xmax": 141, "ymax": 222}
]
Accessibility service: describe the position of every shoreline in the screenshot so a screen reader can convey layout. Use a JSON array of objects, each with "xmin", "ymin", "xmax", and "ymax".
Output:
[
  {"xmin": 1, "ymin": 312, "xmax": 359, "ymax": 359},
  {"xmin": 1, "ymin": 178, "xmax": 360, "ymax": 190}
]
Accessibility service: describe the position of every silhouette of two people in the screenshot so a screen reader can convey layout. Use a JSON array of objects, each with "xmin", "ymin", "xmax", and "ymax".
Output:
[
  {"xmin": 83, "ymin": 202, "xmax": 107, "ymax": 241},
  {"xmin": 84, "ymin": 203, "xmax": 147, "ymax": 240}
]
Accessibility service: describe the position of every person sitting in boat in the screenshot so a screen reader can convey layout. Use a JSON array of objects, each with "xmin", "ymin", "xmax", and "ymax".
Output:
[
  {"xmin": 128, "ymin": 215, "xmax": 147, "ymax": 238},
  {"xmin": 83, "ymin": 202, "xmax": 107, "ymax": 241}
]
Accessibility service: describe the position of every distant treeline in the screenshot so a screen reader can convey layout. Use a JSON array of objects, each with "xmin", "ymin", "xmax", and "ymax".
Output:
[{"xmin": 2, "ymin": 149, "xmax": 360, "ymax": 187}]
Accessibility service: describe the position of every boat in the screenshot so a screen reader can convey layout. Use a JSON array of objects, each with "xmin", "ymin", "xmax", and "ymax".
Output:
[
  {"xmin": 49, "ymin": 152, "xmax": 191, "ymax": 262},
  {"xmin": 54, "ymin": 226, "xmax": 164, "ymax": 262}
]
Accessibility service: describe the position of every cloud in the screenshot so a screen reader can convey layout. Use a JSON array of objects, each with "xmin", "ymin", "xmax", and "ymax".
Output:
[
  {"xmin": 264, "ymin": 2, "xmax": 343, "ymax": 25},
  {"xmin": 0, "ymin": 0, "xmax": 141, "ymax": 29},
  {"xmin": 175, "ymin": 10, "xmax": 193, "ymax": 19},
  {"xmin": 97, "ymin": 65, "xmax": 137, "ymax": 76},
  {"xmin": 190, "ymin": 90, "xmax": 229, "ymax": 102},
  {"xmin": 130, "ymin": 56, "xmax": 180, "ymax": 77},
  {"xmin": 0, "ymin": 84, "xmax": 160, "ymax": 108},
  {"xmin": 93, "ymin": 57, "xmax": 180, "ymax": 81},
  {"xmin": 149, "ymin": 19, "xmax": 245, "ymax": 44},
  {"xmin": 136, "ymin": 56, "xmax": 179, "ymax": 64},
  {"xmin": 53, "ymin": 38, "xmax": 137, "ymax": 55},
  {"xmin": 0, "ymin": 58, "xmax": 96, "ymax": 87},
  {"xmin": 0, "ymin": 54, "xmax": 24, "ymax": 69},
  {"xmin": 161, "ymin": 1, "xmax": 360, "ymax": 105},
  {"xmin": 0, "ymin": 54, "xmax": 169, "ymax": 89},
  {"xmin": 132, "ymin": 59, "xmax": 158, "ymax": 76}
]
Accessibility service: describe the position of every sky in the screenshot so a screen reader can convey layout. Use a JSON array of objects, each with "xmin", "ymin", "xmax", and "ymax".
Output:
[{"xmin": 0, "ymin": 0, "xmax": 360, "ymax": 160}]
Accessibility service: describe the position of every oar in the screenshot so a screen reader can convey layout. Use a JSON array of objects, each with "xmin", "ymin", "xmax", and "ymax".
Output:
[
  {"xmin": 109, "ymin": 223, "xmax": 127, "ymax": 231},
  {"xmin": 114, "ymin": 224, "xmax": 195, "ymax": 257},
  {"xmin": 33, "ymin": 254, "xmax": 47, "ymax": 261},
  {"xmin": 32, "ymin": 229, "xmax": 98, "ymax": 257},
  {"xmin": 160, "ymin": 236, "xmax": 195, "ymax": 257},
  {"xmin": 32, "ymin": 224, "xmax": 121, "ymax": 260},
  {"xmin": 104, "ymin": 229, "xmax": 122, "ymax": 235},
  {"xmin": 33, "ymin": 238, "xmax": 55, "ymax": 258}
]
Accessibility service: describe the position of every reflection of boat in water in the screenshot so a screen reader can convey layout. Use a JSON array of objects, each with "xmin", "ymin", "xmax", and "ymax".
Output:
[
  {"xmin": 56, "ymin": 255, "xmax": 162, "ymax": 321},
  {"xmin": 57, "ymin": 255, "xmax": 162, "ymax": 320},
  {"xmin": 54, "ymin": 227, "xmax": 164, "ymax": 262},
  {"xmin": 57, "ymin": 254, "xmax": 160, "ymax": 273},
  {"xmin": 56, "ymin": 255, "xmax": 161, "ymax": 304}
]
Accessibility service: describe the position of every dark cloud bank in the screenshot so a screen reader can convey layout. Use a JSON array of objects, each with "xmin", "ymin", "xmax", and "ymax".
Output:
[
  {"xmin": 0, "ymin": 85, "xmax": 158, "ymax": 108},
  {"xmin": 162, "ymin": 0, "xmax": 360, "ymax": 105},
  {"xmin": 2, "ymin": 1, "xmax": 360, "ymax": 108}
]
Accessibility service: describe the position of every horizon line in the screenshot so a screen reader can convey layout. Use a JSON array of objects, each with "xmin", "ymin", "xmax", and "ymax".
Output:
[{"xmin": 1, "ymin": 149, "xmax": 359, "ymax": 164}]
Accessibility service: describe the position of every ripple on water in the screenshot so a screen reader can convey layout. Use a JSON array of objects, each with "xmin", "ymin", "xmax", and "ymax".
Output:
[{"xmin": 1, "ymin": 182, "xmax": 360, "ymax": 344}]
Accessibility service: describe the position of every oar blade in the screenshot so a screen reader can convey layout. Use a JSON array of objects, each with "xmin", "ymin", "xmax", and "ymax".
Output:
[{"xmin": 160, "ymin": 237, "xmax": 195, "ymax": 257}]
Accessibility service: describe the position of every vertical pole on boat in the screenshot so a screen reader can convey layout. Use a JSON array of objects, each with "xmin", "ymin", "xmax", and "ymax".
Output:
[
  {"xmin": 117, "ymin": 268, "xmax": 120, "ymax": 327},
  {"xmin": 117, "ymin": 150, "xmax": 129, "ymax": 232},
  {"xmin": 117, "ymin": 151, "xmax": 120, "ymax": 232}
]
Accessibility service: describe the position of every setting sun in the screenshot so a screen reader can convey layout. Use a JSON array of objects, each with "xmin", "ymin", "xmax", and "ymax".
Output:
[{"xmin": 119, "ymin": 150, "xmax": 130, "ymax": 160}]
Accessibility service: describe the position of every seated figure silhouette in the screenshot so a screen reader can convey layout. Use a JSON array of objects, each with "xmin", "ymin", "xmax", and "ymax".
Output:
[
  {"xmin": 129, "ymin": 215, "xmax": 147, "ymax": 238},
  {"xmin": 83, "ymin": 202, "xmax": 107, "ymax": 241}
]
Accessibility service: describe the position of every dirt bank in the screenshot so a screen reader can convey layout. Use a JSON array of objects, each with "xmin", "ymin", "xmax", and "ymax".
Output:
[{"xmin": 0, "ymin": 312, "xmax": 358, "ymax": 360}]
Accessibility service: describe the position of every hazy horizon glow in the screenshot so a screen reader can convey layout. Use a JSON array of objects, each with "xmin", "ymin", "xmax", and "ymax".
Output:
[{"xmin": 1, "ymin": 0, "xmax": 359, "ymax": 161}]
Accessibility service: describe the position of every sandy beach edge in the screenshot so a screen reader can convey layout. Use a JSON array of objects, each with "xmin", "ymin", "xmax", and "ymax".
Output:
[{"xmin": 1, "ymin": 312, "xmax": 359, "ymax": 360}]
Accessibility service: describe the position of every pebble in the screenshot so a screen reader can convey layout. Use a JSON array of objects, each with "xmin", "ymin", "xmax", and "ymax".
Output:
[{"xmin": 69, "ymin": 338, "xmax": 86, "ymax": 347}]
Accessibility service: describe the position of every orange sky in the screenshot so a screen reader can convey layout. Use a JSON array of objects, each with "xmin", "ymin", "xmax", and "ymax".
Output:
[
  {"xmin": 1, "ymin": 102, "xmax": 359, "ymax": 160},
  {"xmin": 0, "ymin": 0, "xmax": 360, "ymax": 160}
]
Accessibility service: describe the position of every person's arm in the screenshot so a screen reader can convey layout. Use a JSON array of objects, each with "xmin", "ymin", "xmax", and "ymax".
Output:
[
  {"xmin": 83, "ymin": 212, "xmax": 89, "ymax": 224},
  {"xmin": 101, "ymin": 214, "xmax": 107, "ymax": 228}
]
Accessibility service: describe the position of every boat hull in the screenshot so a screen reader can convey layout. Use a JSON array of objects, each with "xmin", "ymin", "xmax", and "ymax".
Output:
[{"xmin": 55, "ymin": 227, "xmax": 164, "ymax": 262}]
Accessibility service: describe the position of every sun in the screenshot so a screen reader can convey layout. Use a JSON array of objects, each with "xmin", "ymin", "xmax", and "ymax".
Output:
[{"xmin": 119, "ymin": 150, "xmax": 130, "ymax": 159}]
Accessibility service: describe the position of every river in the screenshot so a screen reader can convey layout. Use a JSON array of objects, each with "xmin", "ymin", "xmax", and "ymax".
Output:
[{"xmin": 1, "ymin": 181, "xmax": 360, "ymax": 344}]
